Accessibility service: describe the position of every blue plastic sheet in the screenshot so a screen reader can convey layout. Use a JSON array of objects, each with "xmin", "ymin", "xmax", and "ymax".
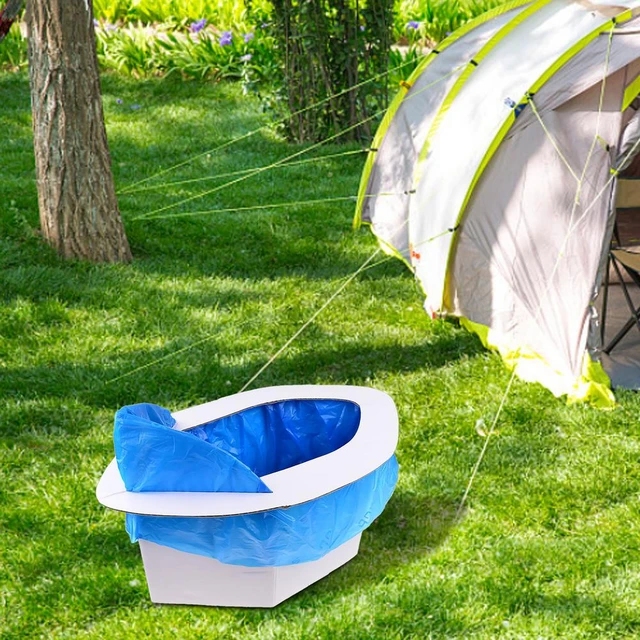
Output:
[
  {"xmin": 114, "ymin": 399, "xmax": 398, "ymax": 566},
  {"xmin": 114, "ymin": 403, "xmax": 270, "ymax": 493}
]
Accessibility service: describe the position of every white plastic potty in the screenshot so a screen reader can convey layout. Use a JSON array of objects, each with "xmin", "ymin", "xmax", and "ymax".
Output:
[{"xmin": 96, "ymin": 385, "xmax": 398, "ymax": 607}]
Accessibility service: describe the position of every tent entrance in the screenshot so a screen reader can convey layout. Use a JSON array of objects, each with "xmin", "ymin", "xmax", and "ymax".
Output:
[
  {"xmin": 599, "ymin": 209, "xmax": 640, "ymax": 389},
  {"xmin": 599, "ymin": 281, "xmax": 640, "ymax": 389}
]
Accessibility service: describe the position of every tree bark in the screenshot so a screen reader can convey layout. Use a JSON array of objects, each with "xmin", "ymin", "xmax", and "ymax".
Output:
[{"xmin": 26, "ymin": 0, "xmax": 131, "ymax": 262}]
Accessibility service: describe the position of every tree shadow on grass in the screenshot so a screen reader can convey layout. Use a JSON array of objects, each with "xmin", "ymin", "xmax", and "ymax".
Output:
[
  {"xmin": 230, "ymin": 329, "xmax": 484, "ymax": 387},
  {"xmin": 0, "ymin": 222, "xmax": 403, "ymax": 319},
  {"xmin": 1, "ymin": 75, "xmax": 381, "ymax": 294},
  {"xmin": 0, "ymin": 328, "xmax": 484, "ymax": 441}
]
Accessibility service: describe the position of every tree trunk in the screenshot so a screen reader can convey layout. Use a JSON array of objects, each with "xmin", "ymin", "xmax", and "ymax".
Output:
[{"xmin": 26, "ymin": 0, "xmax": 131, "ymax": 262}]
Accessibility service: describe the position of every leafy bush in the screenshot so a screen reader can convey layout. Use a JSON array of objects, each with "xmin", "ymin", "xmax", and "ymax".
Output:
[
  {"xmin": 94, "ymin": 20, "xmax": 275, "ymax": 84},
  {"xmin": 266, "ymin": 0, "xmax": 396, "ymax": 143},
  {"xmin": 0, "ymin": 24, "xmax": 27, "ymax": 72},
  {"xmin": 92, "ymin": 0, "xmax": 272, "ymax": 25},
  {"xmin": 395, "ymin": 0, "xmax": 506, "ymax": 44},
  {"xmin": 0, "ymin": 0, "xmax": 508, "ymax": 96}
]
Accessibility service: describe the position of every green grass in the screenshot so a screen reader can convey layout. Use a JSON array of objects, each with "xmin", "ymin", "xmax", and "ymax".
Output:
[{"xmin": 2, "ymin": 71, "xmax": 640, "ymax": 639}]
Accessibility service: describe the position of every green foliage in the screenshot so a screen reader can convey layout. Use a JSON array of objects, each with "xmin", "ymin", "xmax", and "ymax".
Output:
[
  {"xmin": 94, "ymin": 20, "xmax": 276, "ymax": 83},
  {"xmin": 395, "ymin": 0, "xmax": 506, "ymax": 44},
  {"xmin": 92, "ymin": 0, "xmax": 272, "ymax": 25},
  {"xmin": 92, "ymin": 0, "xmax": 132, "ymax": 22},
  {"xmin": 267, "ymin": 0, "xmax": 394, "ymax": 143},
  {"xmin": 89, "ymin": 0, "xmax": 506, "ymax": 45},
  {"xmin": 0, "ymin": 26, "xmax": 27, "ymax": 72},
  {"xmin": 388, "ymin": 44, "xmax": 423, "ymax": 82},
  {"xmin": 0, "ymin": 0, "xmax": 508, "ymax": 84},
  {"xmin": 2, "ymin": 72, "xmax": 640, "ymax": 639}
]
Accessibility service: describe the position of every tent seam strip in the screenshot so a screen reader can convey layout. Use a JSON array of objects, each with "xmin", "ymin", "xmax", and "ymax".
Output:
[{"xmin": 353, "ymin": 0, "xmax": 533, "ymax": 229}]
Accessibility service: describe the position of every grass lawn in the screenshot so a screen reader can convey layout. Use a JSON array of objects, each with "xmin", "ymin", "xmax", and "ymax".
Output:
[{"xmin": 2, "ymin": 71, "xmax": 640, "ymax": 639}]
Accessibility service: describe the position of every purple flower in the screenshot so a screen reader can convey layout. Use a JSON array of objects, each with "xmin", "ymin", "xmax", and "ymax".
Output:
[
  {"xmin": 360, "ymin": 25, "xmax": 365, "ymax": 31},
  {"xmin": 190, "ymin": 18, "xmax": 207, "ymax": 34},
  {"xmin": 116, "ymin": 98, "xmax": 123, "ymax": 105},
  {"xmin": 131, "ymin": 104, "xmax": 141, "ymax": 110},
  {"xmin": 260, "ymin": 23, "xmax": 269, "ymax": 29},
  {"xmin": 406, "ymin": 20, "xmax": 420, "ymax": 30},
  {"xmin": 105, "ymin": 22, "xmax": 117, "ymax": 32},
  {"xmin": 243, "ymin": 32, "xmax": 254, "ymax": 43},
  {"xmin": 219, "ymin": 30, "xmax": 233, "ymax": 46},
  {"xmin": 240, "ymin": 53, "xmax": 252, "ymax": 62},
  {"xmin": 93, "ymin": 18, "xmax": 100, "ymax": 28}
]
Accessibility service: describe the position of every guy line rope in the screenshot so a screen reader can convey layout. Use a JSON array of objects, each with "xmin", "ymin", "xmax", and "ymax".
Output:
[
  {"xmin": 106, "ymin": 252, "xmax": 399, "ymax": 385},
  {"xmin": 121, "ymin": 149, "xmax": 369, "ymax": 195},
  {"xmin": 133, "ymin": 65, "xmax": 465, "ymax": 222},
  {"xmin": 108, "ymin": 60, "xmax": 467, "ymax": 385},
  {"xmin": 117, "ymin": 55, "xmax": 431, "ymax": 196},
  {"xmin": 137, "ymin": 193, "xmax": 399, "ymax": 222}
]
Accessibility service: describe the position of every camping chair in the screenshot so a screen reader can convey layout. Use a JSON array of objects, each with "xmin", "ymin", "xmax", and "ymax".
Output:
[{"xmin": 602, "ymin": 248, "xmax": 640, "ymax": 354}]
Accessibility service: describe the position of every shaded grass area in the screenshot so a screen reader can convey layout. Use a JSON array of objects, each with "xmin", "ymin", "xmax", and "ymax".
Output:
[{"xmin": 2, "ymin": 72, "xmax": 640, "ymax": 639}]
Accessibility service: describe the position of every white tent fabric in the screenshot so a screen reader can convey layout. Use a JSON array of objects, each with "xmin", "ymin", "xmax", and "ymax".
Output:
[
  {"xmin": 360, "ymin": 2, "xmax": 530, "ymax": 261},
  {"xmin": 356, "ymin": 0, "xmax": 640, "ymax": 404},
  {"xmin": 451, "ymin": 74, "xmax": 625, "ymax": 381},
  {"xmin": 410, "ymin": 0, "xmax": 638, "ymax": 312}
]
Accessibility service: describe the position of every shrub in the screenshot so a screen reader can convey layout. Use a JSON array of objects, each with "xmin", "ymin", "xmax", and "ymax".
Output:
[
  {"xmin": 91, "ymin": 0, "xmax": 272, "ymax": 25},
  {"xmin": 0, "ymin": 0, "xmax": 509, "ymax": 113},
  {"xmin": 94, "ymin": 20, "xmax": 275, "ymax": 83},
  {"xmin": 0, "ymin": 21, "xmax": 26, "ymax": 71},
  {"xmin": 395, "ymin": 0, "xmax": 507, "ymax": 45},
  {"xmin": 267, "ymin": 0, "xmax": 394, "ymax": 143}
]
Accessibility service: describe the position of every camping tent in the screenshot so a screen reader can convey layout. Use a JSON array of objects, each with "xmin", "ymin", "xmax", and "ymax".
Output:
[{"xmin": 355, "ymin": 0, "xmax": 640, "ymax": 406}]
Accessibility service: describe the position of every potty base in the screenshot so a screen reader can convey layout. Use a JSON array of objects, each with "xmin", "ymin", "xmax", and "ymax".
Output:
[{"xmin": 139, "ymin": 533, "xmax": 362, "ymax": 608}]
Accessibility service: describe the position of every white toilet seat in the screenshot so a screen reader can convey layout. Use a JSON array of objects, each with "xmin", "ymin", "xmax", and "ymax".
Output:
[{"xmin": 96, "ymin": 385, "xmax": 398, "ymax": 517}]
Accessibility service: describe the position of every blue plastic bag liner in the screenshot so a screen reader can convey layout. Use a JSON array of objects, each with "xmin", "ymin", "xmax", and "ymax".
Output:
[
  {"xmin": 114, "ymin": 403, "xmax": 270, "ymax": 493},
  {"xmin": 115, "ymin": 398, "xmax": 398, "ymax": 566},
  {"xmin": 126, "ymin": 455, "xmax": 398, "ymax": 566},
  {"xmin": 187, "ymin": 397, "xmax": 362, "ymax": 477}
]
